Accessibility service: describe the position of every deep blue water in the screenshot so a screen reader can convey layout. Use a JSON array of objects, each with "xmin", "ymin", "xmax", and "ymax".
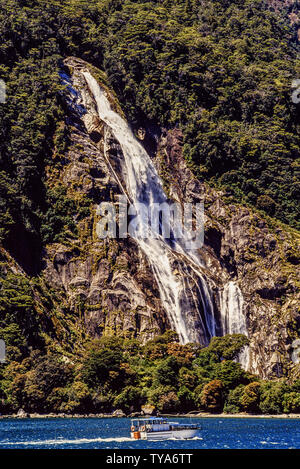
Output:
[{"xmin": 0, "ymin": 417, "xmax": 299, "ymax": 449}]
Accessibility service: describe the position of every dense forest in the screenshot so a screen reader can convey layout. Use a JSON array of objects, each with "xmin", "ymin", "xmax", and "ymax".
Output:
[
  {"xmin": 0, "ymin": 0, "xmax": 299, "ymax": 415},
  {"xmin": 1, "ymin": 331, "xmax": 300, "ymax": 415},
  {"xmin": 0, "ymin": 0, "xmax": 299, "ymax": 263}
]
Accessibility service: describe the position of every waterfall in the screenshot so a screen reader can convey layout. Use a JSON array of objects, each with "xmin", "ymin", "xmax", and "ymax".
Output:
[
  {"xmin": 291, "ymin": 339, "xmax": 300, "ymax": 364},
  {"xmin": 220, "ymin": 281, "xmax": 249, "ymax": 369},
  {"xmin": 82, "ymin": 70, "xmax": 219, "ymax": 345}
]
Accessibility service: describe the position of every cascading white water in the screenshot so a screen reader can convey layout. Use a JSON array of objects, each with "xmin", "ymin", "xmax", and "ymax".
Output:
[
  {"xmin": 291, "ymin": 339, "xmax": 300, "ymax": 364},
  {"xmin": 79, "ymin": 69, "xmax": 249, "ymax": 358},
  {"xmin": 82, "ymin": 70, "xmax": 218, "ymax": 344},
  {"xmin": 220, "ymin": 282, "xmax": 245, "ymax": 335},
  {"xmin": 220, "ymin": 281, "xmax": 249, "ymax": 369}
]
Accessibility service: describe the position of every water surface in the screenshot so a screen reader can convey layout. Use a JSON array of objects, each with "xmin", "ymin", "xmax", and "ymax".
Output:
[{"xmin": 0, "ymin": 417, "xmax": 299, "ymax": 449}]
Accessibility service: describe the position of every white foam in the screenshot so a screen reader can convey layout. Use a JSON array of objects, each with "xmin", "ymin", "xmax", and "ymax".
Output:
[{"xmin": 0, "ymin": 436, "xmax": 133, "ymax": 446}]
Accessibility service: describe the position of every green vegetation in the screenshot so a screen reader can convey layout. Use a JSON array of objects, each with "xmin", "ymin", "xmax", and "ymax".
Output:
[
  {"xmin": 104, "ymin": 0, "xmax": 300, "ymax": 230},
  {"xmin": 0, "ymin": 0, "xmax": 299, "ymax": 414},
  {"xmin": 0, "ymin": 270, "xmax": 45, "ymax": 362},
  {"xmin": 0, "ymin": 0, "xmax": 299, "ymax": 271},
  {"xmin": 0, "ymin": 331, "xmax": 299, "ymax": 415}
]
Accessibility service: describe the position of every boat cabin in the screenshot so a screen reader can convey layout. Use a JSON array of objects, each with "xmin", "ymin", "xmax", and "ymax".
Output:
[
  {"xmin": 130, "ymin": 416, "xmax": 200, "ymax": 440},
  {"xmin": 131, "ymin": 417, "xmax": 170, "ymax": 432}
]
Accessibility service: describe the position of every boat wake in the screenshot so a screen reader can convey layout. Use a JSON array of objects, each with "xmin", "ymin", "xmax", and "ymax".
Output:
[
  {"xmin": 163, "ymin": 436, "xmax": 203, "ymax": 441},
  {"xmin": 0, "ymin": 436, "xmax": 133, "ymax": 446},
  {"xmin": 0, "ymin": 435, "xmax": 203, "ymax": 446}
]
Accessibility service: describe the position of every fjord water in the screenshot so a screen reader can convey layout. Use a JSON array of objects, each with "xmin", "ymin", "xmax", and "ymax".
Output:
[{"xmin": 0, "ymin": 417, "xmax": 299, "ymax": 449}]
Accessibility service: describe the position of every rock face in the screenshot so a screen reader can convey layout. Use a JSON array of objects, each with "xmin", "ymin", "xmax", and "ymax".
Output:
[
  {"xmin": 17, "ymin": 409, "xmax": 29, "ymax": 418},
  {"xmin": 141, "ymin": 404, "xmax": 156, "ymax": 416},
  {"xmin": 37, "ymin": 57, "xmax": 299, "ymax": 378},
  {"xmin": 155, "ymin": 128, "xmax": 300, "ymax": 378},
  {"xmin": 42, "ymin": 58, "xmax": 167, "ymax": 346},
  {"xmin": 112, "ymin": 409, "xmax": 126, "ymax": 417}
]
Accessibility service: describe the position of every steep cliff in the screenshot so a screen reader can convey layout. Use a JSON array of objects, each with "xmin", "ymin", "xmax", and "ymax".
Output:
[
  {"xmin": 15, "ymin": 56, "xmax": 296, "ymax": 380},
  {"xmin": 155, "ymin": 128, "xmax": 300, "ymax": 378}
]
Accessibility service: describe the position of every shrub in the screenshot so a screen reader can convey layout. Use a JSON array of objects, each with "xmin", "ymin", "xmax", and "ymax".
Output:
[
  {"xmin": 157, "ymin": 391, "xmax": 180, "ymax": 413},
  {"xmin": 200, "ymin": 380, "xmax": 225, "ymax": 413},
  {"xmin": 282, "ymin": 392, "xmax": 300, "ymax": 414},
  {"xmin": 259, "ymin": 381, "xmax": 287, "ymax": 415},
  {"xmin": 223, "ymin": 385, "xmax": 245, "ymax": 414},
  {"xmin": 240, "ymin": 382, "xmax": 261, "ymax": 413}
]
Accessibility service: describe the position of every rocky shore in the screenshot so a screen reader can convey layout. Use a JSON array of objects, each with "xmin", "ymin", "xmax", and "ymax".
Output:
[{"xmin": 1, "ymin": 411, "xmax": 300, "ymax": 419}]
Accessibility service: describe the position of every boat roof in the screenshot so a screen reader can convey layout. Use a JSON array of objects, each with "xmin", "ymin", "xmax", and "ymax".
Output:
[{"xmin": 131, "ymin": 417, "xmax": 164, "ymax": 422}]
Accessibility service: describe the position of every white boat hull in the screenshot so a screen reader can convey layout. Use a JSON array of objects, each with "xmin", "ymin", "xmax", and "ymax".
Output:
[{"xmin": 131, "ymin": 429, "xmax": 199, "ymax": 440}]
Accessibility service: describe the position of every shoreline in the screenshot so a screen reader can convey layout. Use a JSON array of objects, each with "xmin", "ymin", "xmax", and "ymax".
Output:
[{"xmin": 1, "ymin": 412, "xmax": 300, "ymax": 420}]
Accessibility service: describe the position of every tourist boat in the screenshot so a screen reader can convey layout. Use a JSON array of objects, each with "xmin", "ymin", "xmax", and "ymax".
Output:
[{"xmin": 130, "ymin": 417, "xmax": 200, "ymax": 440}]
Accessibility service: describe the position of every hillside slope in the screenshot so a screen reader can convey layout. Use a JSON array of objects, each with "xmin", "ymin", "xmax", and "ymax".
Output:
[{"xmin": 0, "ymin": 0, "xmax": 299, "ymax": 414}]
